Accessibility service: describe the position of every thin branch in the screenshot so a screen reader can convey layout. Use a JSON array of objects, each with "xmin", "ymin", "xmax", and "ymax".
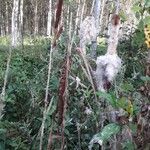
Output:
[
  {"xmin": 60, "ymin": 12, "xmax": 73, "ymax": 150},
  {"xmin": 80, "ymin": 0, "xmax": 86, "ymax": 26},
  {"xmin": 0, "ymin": 47, "xmax": 12, "ymax": 115},
  {"xmin": 47, "ymin": 125, "xmax": 53, "ymax": 150},
  {"xmin": 69, "ymin": 75, "xmax": 87, "ymax": 88},
  {"xmin": 39, "ymin": 43, "xmax": 53, "ymax": 150},
  {"xmin": 77, "ymin": 50, "xmax": 98, "ymax": 101},
  {"xmin": 75, "ymin": 0, "xmax": 80, "ymax": 34}
]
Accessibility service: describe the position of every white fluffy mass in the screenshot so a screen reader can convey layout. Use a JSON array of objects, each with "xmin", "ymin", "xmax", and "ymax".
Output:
[{"xmin": 95, "ymin": 54, "xmax": 122, "ymax": 92}]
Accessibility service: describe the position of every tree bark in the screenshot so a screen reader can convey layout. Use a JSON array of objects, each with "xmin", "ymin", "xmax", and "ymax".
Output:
[
  {"xmin": 5, "ymin": 2, "xmax": 9, "ymax": 35},
  {"xmin": 75, "ymin": 0, "xmax": 81, "ymax": 34},
  {"xmin": 11, "ymin": 0, "xmax": 23, "ymax": 47},
  {"xmin": 0, "ymin": 14, "xmax": 5, "ymax": 36},
  {"xmin": 47, "ymin": 0, "xmax": 52, "ymax": 36},
  {"xmin": 34, "ymin": 0, "xmax": 38, "ymax": 35},
  {"xmin": 18, "ymin": 0, "xmax": 24, "ymax": 46},
  {"xmin": 90, "ymin": 0, "xmax": 102, "ymax": 59},
  {"xmin": 11, "ymin": 0, "xmax": 19, "ymax": 47},
  {"xmin": 0, "ymin": 3, "xmax": 5, "ymax": 36},
  {"xmin": 80, "ymin": 0, "xmax": 86, "ymax": 26}
]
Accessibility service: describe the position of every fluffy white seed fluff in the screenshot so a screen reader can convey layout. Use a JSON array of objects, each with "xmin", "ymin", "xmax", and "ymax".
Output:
[{"xmin": 95, "ymin": 54, "xmax": 122, "ymax": 92}]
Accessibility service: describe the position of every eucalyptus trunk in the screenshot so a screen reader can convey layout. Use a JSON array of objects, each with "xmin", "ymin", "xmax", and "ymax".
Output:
[
  {"xmin": 5, "ymin": 2, "xmax": 9, "ymax": 35},
  {"xmin": 47, "ymin": 0, "xmax": 52, "ymax": 36},
  {"xmin": 90, "ymin": 0, "xmax": 102, "ymax": 59},
  {"xmin": 11, "ymin": 0, "xmax": 19, "ymax": 47},
  {"xmin": 75, "ymin": 0, "xmax": 81, "ymax": 34},
  {"xmin": 18, "ymin": 0, "xmax": 24, "ymax": 46},
  {"xmin": 34, "ymin": 0, "xmax": 38, "ymax": 35},
  {"xmin": 0, "ymin": 13, "xmax": 5, "ymax": 36}
]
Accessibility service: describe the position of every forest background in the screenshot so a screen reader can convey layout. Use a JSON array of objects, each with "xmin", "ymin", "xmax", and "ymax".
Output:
[{"xmin": 0, "ymin": 0, "xmax": 150, "ymax": 149}]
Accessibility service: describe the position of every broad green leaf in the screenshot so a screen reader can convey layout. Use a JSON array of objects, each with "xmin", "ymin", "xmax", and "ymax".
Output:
[
  {"xmin": 96, "ymin": 92, "xmax": 117, "ymax": 107},
  {"xmin": 117, "ymin": 98, "xmax": 134, "ymax": 116},
  {"xmin": 141, "ymin": 76, "xmax": 150, "ymax": 81},
  {"xmin": 117, "ymin": 97, "xmax": 128, "ymax": 109},
  {"xmin": 89, "ymin": 123, "xmax": 121, "ymax": 150},
  {"xmin": 126, "ymin": 100, "xmax": 134, "ymax": 117}
]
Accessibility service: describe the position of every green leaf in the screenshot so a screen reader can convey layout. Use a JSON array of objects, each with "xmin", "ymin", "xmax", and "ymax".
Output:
[
  {"xmin": 141, "ymin": 76, "xmax": 150, "ymax": 81},
  {"xmin": 0, "ymin": 142, "xmax": 5, "ymax": 150},
  {"xmin": 119, "ymin": 11, "xmax": 127, "ymax": 22},
  {"xmin": 117, "ymin": 97, "xmax": 128, "ymax": 109},
  {"xmin": 144, "ymin": 0, "xmax": 150, "ymax": 8},
  {"xmin": 0, "ymin": 128, "xmax": 6, "ymax": 150},
  {"xmin": 0, "ymin": 128, "xmax": 6, "ymax": 138},
  {"xmin": 121, "ymin": 82, "xmax": 134, "ymax": 92},
  {"xmin": 131, "ymin": 28, "xmax": 145, "ymax": 47},
  {"xmin": 129, "ymin": 123, "xmax": 137, "ymax": 134},
  {"xmin": 96, "ymin": 92, "xmax": 117, "ymax": 107},
  {"xmin": 143, "ymin": 16, "xmax": 150, "ymax": 25},
  {"xmin": 122, "ymin": 140, "xmax": 135, "ymax": 150},
  {"xmin": 89, "ymin": 123, "xmax": 121, "ymax": 150},
  {"xmin": 131, "ymin": 5, "xmax": 141, "ymax": 13}
]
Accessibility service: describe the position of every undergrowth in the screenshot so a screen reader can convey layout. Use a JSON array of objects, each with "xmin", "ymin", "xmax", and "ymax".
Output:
[{"xmin": 0, "ymin": 33, "xmax": 149, "ymax": 150}]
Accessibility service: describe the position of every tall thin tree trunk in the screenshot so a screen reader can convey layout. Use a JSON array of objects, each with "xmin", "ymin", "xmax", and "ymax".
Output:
[
  {"xmin": 90, "ymin": 0, "xmax": 102, "ymax": 59},
  {"xmin": 75, "ymin": 0, "xmax": 80, "ymax": 34},
  {"xmin": 66, "ymin": 5, "xmax": 70, "ymax": 30},
  {"xmin": 11, "ymin": 0, "xmax": 19, "ymax": 47},
  {"xmin": 5, "ymin": 2, "xmax": 9, "ymax": 35},
  {"xmin": 18, "ymin": 0, "xmax": 24, "ymax": 46},
  {"xmin": 80, "ymin": 0, "xmax": 86, "ymax": 26},
  {"xmin": 0, "ymin": 2, "xmax": 5, "ymax": 36},
  {"xmin": 99, "ymin": 0, "xmax": 105, "ymax": 32},
  {"xmin": 47, "ymin": 0, "xmax": 52, "ymax": 36},
  {"xmin": 11, "ymin": 0, "xmax": 24, "ymax": 47},
  {"xmin": 34, "ymin": 0, "xmax": 38, "ymax": 35},
  {"xmin": 0, "ymin": 14, "xmax": 5, "ymax": 36}
]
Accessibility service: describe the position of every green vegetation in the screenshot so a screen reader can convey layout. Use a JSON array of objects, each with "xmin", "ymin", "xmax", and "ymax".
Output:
[
  {"xmin": 0, "ymin": 0, "xmax": 150, "ymax": 149},
  {"xmin": 0, "ymin": 30, "xmax": 149, "ymax": 149}
]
